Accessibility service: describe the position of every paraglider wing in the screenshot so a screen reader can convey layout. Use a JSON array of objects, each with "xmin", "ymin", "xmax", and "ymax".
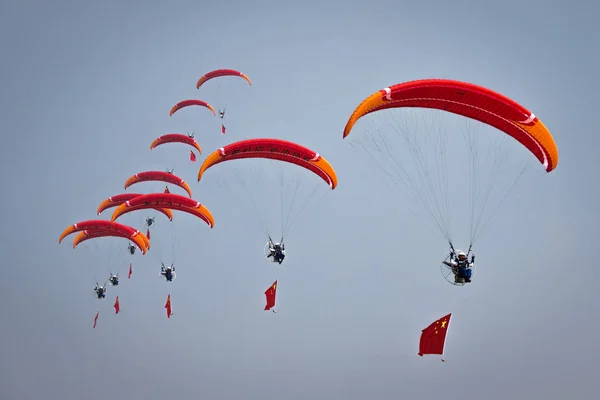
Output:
[
  {"xmin": 195, "ymin": 69, "xmax": 252, "ymax": 89},
  {"xmin": 97, "ymin": 193, "xmax": 143, "ymax": 214},
  {"xmin": 110, "ymin": 193, "xmax": 215, "ymax": 228},
  {"xmin": 134, "ymin": 229, "xmax": 150, "ymax": 250},
  {"xmin": 73, "ymin": 228, "xmax": 149, "ymax": 251},
  {"xmin": 343, "ymin": 79, "xmax": 558, "ymax": 172},
  {"xmin": 113, "ymin": 202, "xmax": 213, "ymax": 228},
  {"xmin": 169, "ymin": 100, "xmax": 216, "ymax": 117},
  {"xmin": 97, "ymin": 193, "xmax": 174, "ymax": 220},
  {"xmin": 182, "ymin": 207, "xmax": 214, "ymax": 228},
  {"xmin": 150, "ymin": 133, "xmax": 202, "ymax": 154},
  {"xmin": 59, "ymin": 221, "xmax": 149, "ymax": 254},
  {"xmin": 60, "ymin": 220, "xmax": 142, "ymax": 243},
  {"xmin": 124, "ymin": 171, "xmax": 193, "ymax": 198},
  {"xmin": 72, "ymin": 229, "xmax": 147, "ymax": 253},
  {"xmin": 197, "ymin": 138, "xmax": 338, "ymax": 189}
]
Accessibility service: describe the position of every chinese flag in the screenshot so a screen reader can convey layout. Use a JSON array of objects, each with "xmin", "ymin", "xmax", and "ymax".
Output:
[
  {"xmin": 264, "ymin": 280, "xmax": 277, "ymax": 311},
  {"xmin": 93, "ymin": 311, "xmax": 99, "ymax": 329},
  {"xmin": 164, "ymin": 186, "xmax": 170, "ymax": 194},
  {"xmin": 114, "ymin": 296, "xmax": 120, "ymax": 314},
  {"xmin": 221, "ymin": 124, "xmax": 226, "ymax": 135},
  {"xmin": 165, "ymin": 294, "xmax": 172, "ymax": 318},
  {"xmin": 128, "ymin": 263, "xmax": 132, "ymax": 279},
  {"xmin": 419, "ymin": 313, "xmax": 452, "ymax": 356},
  {"xmin": 190, "ymin": 150, "xmax": 197, "ymax": 162}
]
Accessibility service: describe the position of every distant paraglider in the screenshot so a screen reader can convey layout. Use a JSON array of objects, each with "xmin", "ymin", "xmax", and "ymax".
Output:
[
  {"xmin": 108, "ymin": 273, "xmax": 119, "ymax": 286},
  {"xmin": 265, "ymin": 238, "xmax": 285, "ymax": 264},
  {"xmin": 195, "ymin": 68, "xmax": 252, "ymax": 135},
  {"xmin": 198, "ymin": 138, "xmax": 337, "ymax": 264},
  {"xmin": 160, "ymin": 263, "xmax": 176, "ymax": 282},
  {"xmin": 94, "ymin": 283, "xmax": 107, "ymax": 299}
]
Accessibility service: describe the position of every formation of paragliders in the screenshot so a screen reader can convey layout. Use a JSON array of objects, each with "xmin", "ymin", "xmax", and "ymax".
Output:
[{"xmin": 59, "ymin": 72, "xmax": 558, "ymax": 359}]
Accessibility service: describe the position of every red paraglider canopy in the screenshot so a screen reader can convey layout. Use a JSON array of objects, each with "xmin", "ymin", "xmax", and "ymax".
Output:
[{"xmin": 196, "ymin": 69, "xmax": 252, "ymax": 89}]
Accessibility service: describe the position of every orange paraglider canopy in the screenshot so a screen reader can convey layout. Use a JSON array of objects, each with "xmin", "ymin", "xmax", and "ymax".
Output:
[
  {"xmin": 123, "ymin": 171, "xmax": 193, "ymax": 198},
  {"xmin": 97, "ymin": 193, "xmax": 173, "ymax": 220},
  {"xmin": 169, "ymin": 99, "xmax": 216, "ymax": 116},
  {"xmin": 110, "ymin": 193, "xmax": 215, "ymax": 228},
  {"xmin": 197, "ymin": 138, "xmax": 338, "ymax": 189},
  {"xmin": 343, "ymin": 79, "xmax": 558, "ymax": 172},
  {"xmin": 196, "ymin": 69, "xmax": 251, "ymax": 89},
  {"xmin": 58, "ymin": 220, "xmax": 149, "ymax": 254},
  {"xmin": 150, "ymin": 134, "xmax": 202, "ymax": 154}
]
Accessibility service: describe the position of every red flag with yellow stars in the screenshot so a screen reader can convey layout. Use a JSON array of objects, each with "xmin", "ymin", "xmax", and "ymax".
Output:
[
  {"xmin": 418, "ymin": 313, "xmax": 451, "ymax": 357},
  {"xmin": 264, "ymin": 281, "xmax": 277, "ymax": 312}
]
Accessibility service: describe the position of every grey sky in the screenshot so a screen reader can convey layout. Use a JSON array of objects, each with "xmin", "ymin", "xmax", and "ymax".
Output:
[{"xmin": 0, "ymin": 0, "xmax": 598, "ymax": 399}]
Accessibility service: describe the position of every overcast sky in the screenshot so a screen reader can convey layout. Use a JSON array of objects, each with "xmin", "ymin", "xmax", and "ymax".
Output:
[{"xmin": 0, "ymin": 0, "xmax": 598, "ymax": 399}]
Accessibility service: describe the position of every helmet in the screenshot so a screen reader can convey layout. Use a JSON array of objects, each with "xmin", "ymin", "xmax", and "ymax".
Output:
[{"xmin": 457, "ymin": 251, "xmax": 467, "ymax": 260}]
